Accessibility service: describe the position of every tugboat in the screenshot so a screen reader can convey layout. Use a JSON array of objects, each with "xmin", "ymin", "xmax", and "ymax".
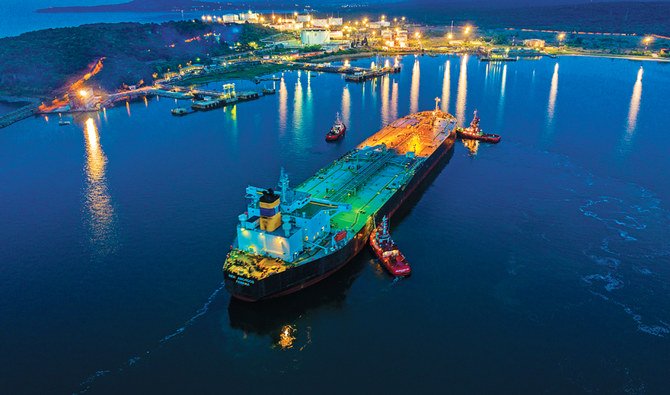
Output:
[
  {"xmin": 369, "ymin": 216, "xmax": 411, "ymax": 277},
  {"xmin": 325, "ymin": 112, "xmax": 346, "ymax": 142},
  {"xmin": 456, "ymin": 110, "xmax": 501, "ymax": 143}
]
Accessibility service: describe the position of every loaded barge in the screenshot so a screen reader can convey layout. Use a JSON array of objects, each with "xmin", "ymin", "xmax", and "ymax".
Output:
[{"xmin": 223, "ymin": 105, "xmax": 457, "ymax": 301}]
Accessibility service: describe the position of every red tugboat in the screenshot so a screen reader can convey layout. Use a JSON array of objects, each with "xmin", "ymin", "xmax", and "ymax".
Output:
[
  {"xmin": 369, "ymin": 216, "xmax": 411, "ymax": 277},
  {"xmin": 325, "ymin": 112, "xmax": 346, "ymax": 141},
  {"xmin": 457, "ymin": 110, "xmax": 501, "ymax": 143}
]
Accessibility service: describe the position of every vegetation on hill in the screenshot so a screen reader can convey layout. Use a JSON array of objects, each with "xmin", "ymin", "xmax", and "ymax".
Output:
[{"xmin": 0, "ymin": 20, "xmax": 276, "ymax": 98}]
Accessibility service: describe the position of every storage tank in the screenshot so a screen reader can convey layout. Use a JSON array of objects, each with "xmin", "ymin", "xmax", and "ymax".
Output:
[{"xmin": 300, "ymin": 28, "xmax": 330, "ymax": 46}]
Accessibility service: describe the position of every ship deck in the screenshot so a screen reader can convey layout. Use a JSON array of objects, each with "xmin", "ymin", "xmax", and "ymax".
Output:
[{"xmin": 297, "ymin": 110, "xmax": 455, "ymax": 232}]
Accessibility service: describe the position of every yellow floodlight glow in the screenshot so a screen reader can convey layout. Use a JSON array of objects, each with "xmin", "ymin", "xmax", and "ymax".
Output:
[{"xmin": 79, "ymin": 89, "xmax": 89, "ymax": 98}]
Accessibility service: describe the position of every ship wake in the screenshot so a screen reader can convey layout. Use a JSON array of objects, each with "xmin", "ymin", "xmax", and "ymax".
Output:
[{"xmin": 75, "ymin": 282, "xmax": 226, "ymax": 394}]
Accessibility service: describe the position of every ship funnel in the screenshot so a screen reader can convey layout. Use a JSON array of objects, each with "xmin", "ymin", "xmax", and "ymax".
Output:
[{"xmin": 259, "ymin": 188, "xmax": 282, "ymax": 232}]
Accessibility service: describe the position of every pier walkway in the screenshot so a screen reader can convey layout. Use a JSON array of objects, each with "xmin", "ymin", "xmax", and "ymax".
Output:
[
  {"xmin": 269, "ymin": 59, "xmax": 401, "ymax": 81},
  {"xmin": 0, "ymin": 105, "xmax": 37, "ymax": 129}
]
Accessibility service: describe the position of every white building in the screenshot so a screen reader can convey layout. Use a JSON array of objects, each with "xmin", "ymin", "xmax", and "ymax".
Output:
[
  {"xmin": 369, "ymin": 20, "xmax": 391, "ymax": 29},
  {"xmin": 329, "ymin": 30, "xmax": 344, "ymax": 40},
  {"xmin": 221, "ymin": 14, "xmax": 239, "ymax": 23},
  {"xmin": 311, "ymin": 19, "xmax": 329, "ymax": 28},
  {"xmin": 327, "ymin": 17, "xmax": 343, "ymax": 26},
  {"xmin": 238, "ymin": 11, "xmax": 260, "ymax": 23},
  {"xmin": 296, "ymin": 15, "xmax": 311, "ymax": 23},
  {"xmin": 301, "ymin": 28, "xmax": 330, "ymax": 45},
  {"xmin": 273, "ymin": 21, "xmax": 304, "ymax": 31}
]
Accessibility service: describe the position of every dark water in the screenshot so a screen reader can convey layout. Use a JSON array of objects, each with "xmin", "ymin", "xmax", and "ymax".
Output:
[{"xmin": 1, "ymin": 55, "xmax": 669, "ymax": 394}]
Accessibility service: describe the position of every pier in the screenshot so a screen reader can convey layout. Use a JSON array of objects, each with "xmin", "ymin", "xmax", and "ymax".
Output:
[
  {"xmin": 0, "ymin": 105, "xmax": 37, "ymax": 129},
  {"xmin": 343, "ymin": 67, "xmax": 402, "ymax": 82},
  {"xmin": 269, "ymin": 59, "xmax": 401, "ymax": 81}
]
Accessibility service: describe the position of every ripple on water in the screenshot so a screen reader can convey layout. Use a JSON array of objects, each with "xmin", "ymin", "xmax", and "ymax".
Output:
[{"xmin": 75, "ymin": 282, "xmax": 226, "ymax": 394}]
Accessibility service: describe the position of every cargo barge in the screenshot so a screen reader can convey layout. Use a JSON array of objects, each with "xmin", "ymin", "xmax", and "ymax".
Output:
[{"xmin": 223, "ymin": 105, "xmax": 457, "ymax": 301}]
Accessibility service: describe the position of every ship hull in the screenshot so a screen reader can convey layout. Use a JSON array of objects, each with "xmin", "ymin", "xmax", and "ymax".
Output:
[{"xmin": 225, "ymin": 130, "xmax": 456, "ymax": 301}]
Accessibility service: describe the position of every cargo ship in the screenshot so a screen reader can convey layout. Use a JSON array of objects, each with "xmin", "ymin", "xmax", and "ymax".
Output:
[{"xmin": 223, "ymin": 104, "xmax": 457, "ymax": 301}]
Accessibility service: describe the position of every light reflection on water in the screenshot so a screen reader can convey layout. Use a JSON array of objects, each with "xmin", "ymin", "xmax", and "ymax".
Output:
[
  {"xmin": 455, "ymin": 55, "xmax": 468, "ymax": 126},
  {"xmin": 497, "ymin": 64, "xmax": 508, "ymax": 124},
  {"xmin": 627, "ymin": 66, "xmax": 644, "ymax": 135},
  {"xmin": 278, "ymin": 77, "xmax": 287, "ymax": 134},
  {"xmin": 293, "ymin": 72, "xmax": 303, "ymax": 130},
  {"xmin": 381, "ymin": 75, "xmax": 390, "ymax": 125},
  {"xmin": 547, "ymin": 63, "xmax": 559, "ymax": 124},
  {"xmin": 277, "ymin": 324, "xmax": 296, "ymax": 349},
  {"xmin": 390, "ymin": 81, "xmax": 398, "ymax": 121},
  {"xmin": 462, "ymin": 138, "xmax": 480, "ymax": 156},
  {"xmin": 83, "ymin": 117, "xmax": 116, "ymax": 255},
  {"xmin": 409, "ymin": 59, "xmax": 420, "ymax": 114},
  {"xmin": 341, "ymin": 85, "xmax": 351, "ymax": 126},
  {"xmin": 441, "ymin": 60, "xmax": 450, "ymax": 113}
]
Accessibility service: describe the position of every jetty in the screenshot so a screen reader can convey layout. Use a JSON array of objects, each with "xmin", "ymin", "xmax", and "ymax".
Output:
[
  {"xmin": 0, "ymin": 105, "xmax": 38, "ymax": 129},
  {"xmin": 268, "ymin": 59, "xmax": 401, "ymax": 81}
]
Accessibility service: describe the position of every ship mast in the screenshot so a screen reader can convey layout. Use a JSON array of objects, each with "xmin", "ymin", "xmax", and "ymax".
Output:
[
  {"xmin": 279, "ymin": 167, "xmax": 290, "ymax": 205},
  {"xmin": 378, "ymin": 215, "xmax": 391, "ymax": 243}
]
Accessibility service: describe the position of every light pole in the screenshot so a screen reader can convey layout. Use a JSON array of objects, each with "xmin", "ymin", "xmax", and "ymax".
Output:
[
  {"xmin": 557, "ymin": 32, "xmax": 566, "ymax": 47},
  {"xmin": 643, "ymin": 36, "xmax": 653, "ymax": 51}
]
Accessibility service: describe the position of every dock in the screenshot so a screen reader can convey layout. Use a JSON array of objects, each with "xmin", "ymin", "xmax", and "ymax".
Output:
[
  {"xmin": 479, "ymin": 57, "xmax": 518, "ymax": 62},
  {"xmin": 343, "ymin": 66, "xmax": 402, "ymax": 82},
  {"xmin": 269, "ymin": 59, "xmax": 401, "ymax": 81}
]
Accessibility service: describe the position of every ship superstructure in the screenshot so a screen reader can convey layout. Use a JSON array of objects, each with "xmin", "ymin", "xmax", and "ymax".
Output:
[{"xmin": 224, "ymin": 108, "xmax": 457, "ymax": 300}]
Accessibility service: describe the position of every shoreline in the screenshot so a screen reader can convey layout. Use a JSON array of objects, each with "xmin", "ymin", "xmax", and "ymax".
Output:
[
  {"xmin": 2, "ymin": 50, "xmax": 666, "ymax": 110},
  {"xmin": 554, "ymin": 51, "xmax": 670, "ymax": 63}
]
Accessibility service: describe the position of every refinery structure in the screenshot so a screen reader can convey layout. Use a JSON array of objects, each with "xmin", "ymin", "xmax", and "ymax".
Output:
[{"xmin": 200, "ymin": 11, "xmax": 410, "ymax": 49}]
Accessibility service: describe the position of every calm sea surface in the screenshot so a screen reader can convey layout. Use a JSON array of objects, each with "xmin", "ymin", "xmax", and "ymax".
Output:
[{"xmin": 1, "ymin": 54, "xmax": 669, "ymax": 394}]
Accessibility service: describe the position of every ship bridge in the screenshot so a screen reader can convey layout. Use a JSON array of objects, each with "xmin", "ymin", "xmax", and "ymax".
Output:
[{"xmin": 235, "ymin": 169, "xmax": 351, "ymax": 263}]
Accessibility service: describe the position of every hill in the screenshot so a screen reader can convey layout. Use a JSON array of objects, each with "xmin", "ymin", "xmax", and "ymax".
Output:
[
  {"xmin": 0, "ymin": 20, "xmax": 275, "ymax": 98},
  {"xmin": 38, "ymin": 0, "xmax": 224, "ymax": 13}
]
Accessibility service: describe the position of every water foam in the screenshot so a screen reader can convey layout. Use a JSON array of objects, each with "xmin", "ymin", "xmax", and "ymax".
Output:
[{"xmin": 589, "ymin": 291, "xmax": 670, "ymax": 337}]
